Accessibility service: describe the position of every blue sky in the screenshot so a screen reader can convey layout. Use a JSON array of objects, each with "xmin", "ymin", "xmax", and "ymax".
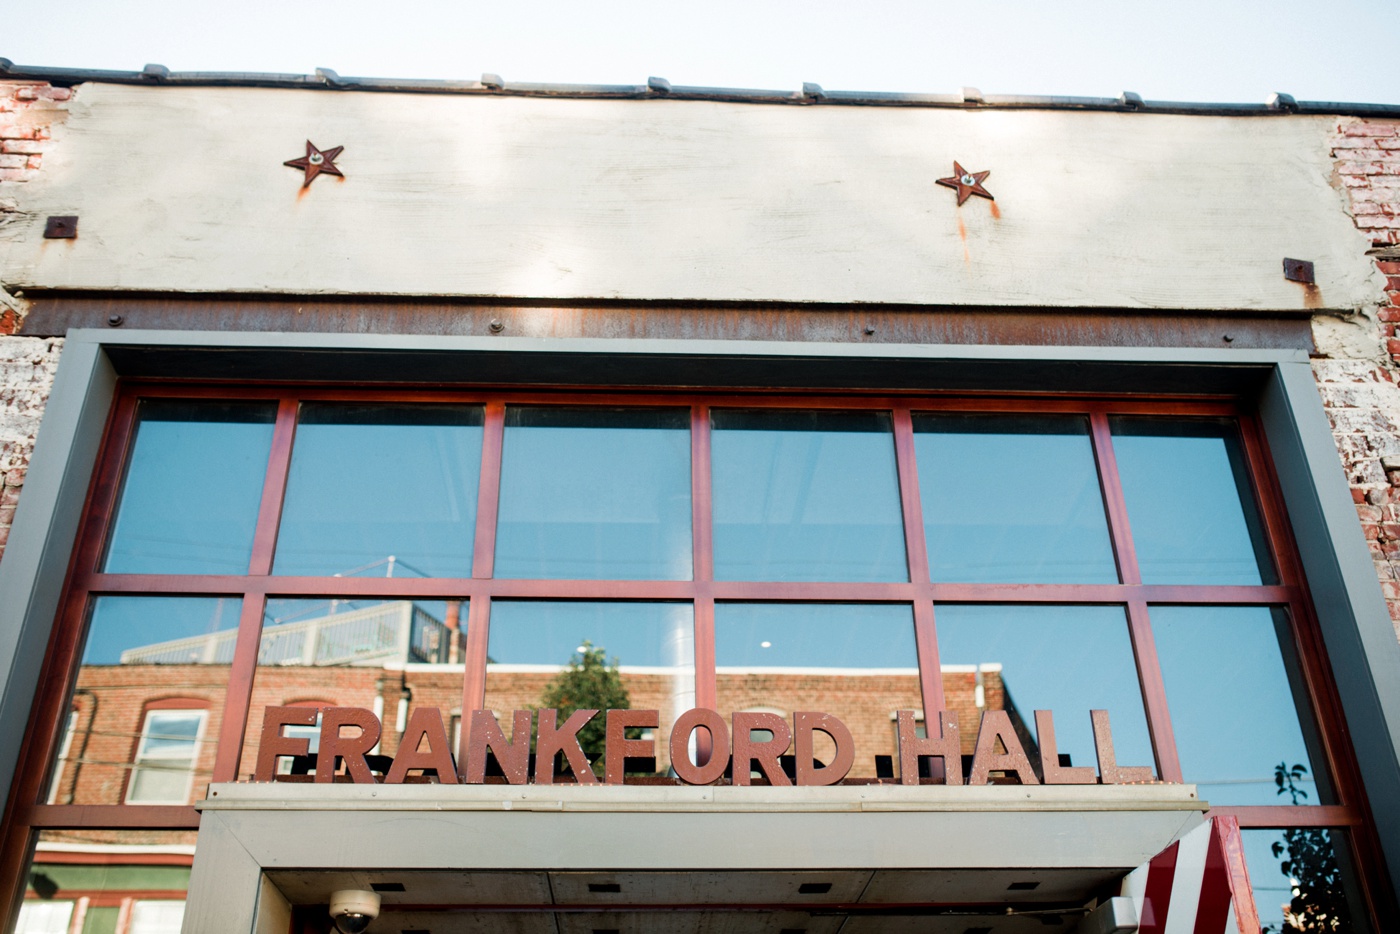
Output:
[{"xmin": 6, "ymin": 0, "xmax": 1396, "ymax": 104}]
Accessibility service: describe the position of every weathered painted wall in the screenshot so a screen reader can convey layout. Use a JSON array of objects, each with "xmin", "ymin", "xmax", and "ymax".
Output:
[
  {"xmin": 1313, "ymin": 117, "xmax": 1400, "ymax": 641},
  {"xmin": 0, "ymin": 84, "xmax": 1380, "ymax": 310}
]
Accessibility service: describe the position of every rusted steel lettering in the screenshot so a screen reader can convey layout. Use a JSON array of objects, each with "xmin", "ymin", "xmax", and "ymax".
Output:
[
  {"xmin": 384, "ymin": 707, "xmax": 458, "ymax": 784},
  {"xmin": 534, "ymin": 708, "xmax": 599, "ymax": 784},
  {"xmin": 1091, "ymin": 709, "xmax": 1155, "ymax": 784},
  {"xmin": 604, "ymin": 709, "xmax": 658, "ymax": 785},
  {"xmin": 254, "ymin": 706, "xmax": 317, "ymax": 781},
  {"xmin": 731, "ymin": 711, "xmax": 792, "ymax": 786},
  {"xmin": 669, "ymin": 708, "xmax": 729, "ymax": 785},
  {"xmin": 317, "ymin": 707, "xmax": 382, "ymax": 784},
  {"xmin": 896, "ymin": 709, "xmax": 962, "ymax": 786},
  {"xmin": 463, "ymin": 710, "xmax": 532, "ymax": 784},
  {"xmin": 969, "ymin": 710, "xmax": 1039, "ymax": 785},
  {"xmin": 1035, "ymin": 710, "xmax": 1096, "ymax": 785},
  {"xmin": 793, "ymin": 712, "xmax": 855, "ymax": 786}
]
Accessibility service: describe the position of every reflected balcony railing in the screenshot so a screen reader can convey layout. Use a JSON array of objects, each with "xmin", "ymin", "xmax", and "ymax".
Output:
[{"xmin": 118, "ymin": 601, "xmax": 454, "ymax": 667}]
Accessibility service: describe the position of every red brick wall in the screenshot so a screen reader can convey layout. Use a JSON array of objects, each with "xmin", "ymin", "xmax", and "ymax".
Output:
[
  {"xmin": 58, "ymin": 662, "xmax": 995, "ymax": 800},
  {"xmin": 1318, "ymin": 118, "xmax": 1400, "ymax": 641}
]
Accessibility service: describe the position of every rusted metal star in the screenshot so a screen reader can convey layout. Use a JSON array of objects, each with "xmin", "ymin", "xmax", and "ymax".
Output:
[
  {"xmin": 283, "ymin": 141, "xmax": 345, "ymax": 188},
  {"xmin": 936, "ymin": 161, "xmax": 993, "ymax": 205}
]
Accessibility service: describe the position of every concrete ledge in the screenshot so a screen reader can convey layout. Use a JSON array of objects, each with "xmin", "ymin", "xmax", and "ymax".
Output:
[{"xmin": 200, "ymin": 781, "xmax": 1205, "ymax": 814}]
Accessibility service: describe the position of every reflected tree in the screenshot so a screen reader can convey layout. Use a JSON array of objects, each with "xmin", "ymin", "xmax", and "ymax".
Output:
[
  {"xmin": 537, "ymin": 641, "xmax": 631, "ymax": 777},
  {"xmin": 1262, "ymin": 762, "xmax": 1349, "ymax": 933}
]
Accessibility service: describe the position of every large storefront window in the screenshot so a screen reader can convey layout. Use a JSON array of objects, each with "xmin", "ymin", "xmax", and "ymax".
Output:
[{"xmin": 3, "ymin": 385, "xmax": 1379, "ymax": 930}]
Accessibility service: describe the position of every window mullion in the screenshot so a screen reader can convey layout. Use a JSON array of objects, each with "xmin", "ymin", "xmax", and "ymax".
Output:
[
  {"xmin": 1088, "ymin": 411, "xmax": 1142, "ymax": 586},
  {"xmin": 1126, "ymin": 598, "xmax": 1183, "ymax": 783},
  {"xmin": 210, "ymin": 590, "xmax": 267, "ymax": 784},
  {"xmin": 892, "ymin": 407, "xmax": 943, "ymax": 717},
  {"xmin": 691, "ymin": 405, "xmax": 717, "ymax": 731},
  {"xmin": 246, "ymin": 398, "xmax": 299, "ymax": 577}
]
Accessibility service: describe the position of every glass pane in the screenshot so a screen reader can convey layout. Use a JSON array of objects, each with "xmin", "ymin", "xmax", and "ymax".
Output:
[
  {"xmin": 935, "ymin": 605, "xmax": 1154, "ymax": 778},
  {"xmin": 274, "ymin": 404, "xmax": 484, "ymax": 578},
  {"xmin": 712, "ymin": 410, "xmax": 907, "ymax": 582},
  {"xmin": 1152, "ymin": 606, "xmax": 1327, "ymax": 806},
  {"xmin": 714, "ymin": 603, "xmax": 919, "ymax": 779},
  {"xmin": 103, "ymin": 400, "xmax": 277, "ymax": 574},
  {"xmin": 20, "ymin": 830, "xmax": 193, "ymax": 934},
  {"xmin": 1242, "ymin": 829, "xmax": 1368, "ymax": 933},
  {"xmin": 913, "ymin": 414, "xmax": 1117, "ymax": 583},
  {"xmin": 495, "ymin": 408, "xmax": 692, "ymax": 580},
  {"xmin": 486, "ymin": 601, "xmax": 695, "ymax": 778},
  {"xmin": 1110, "ymin": 417, "xmax": 1273, "ymax": 585},
  {"xmin": 52, "ymin": 597, "xmax": 237, "ymax": 807},
  {"xmin": 237, "ymin": 598, "xmax": 463, "ymax": 781}
]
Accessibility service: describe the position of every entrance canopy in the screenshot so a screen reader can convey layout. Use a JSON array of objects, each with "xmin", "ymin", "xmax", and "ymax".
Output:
[{"xmin": 190, "ymin": 782, "xmax": 1204, "ymax": 932}]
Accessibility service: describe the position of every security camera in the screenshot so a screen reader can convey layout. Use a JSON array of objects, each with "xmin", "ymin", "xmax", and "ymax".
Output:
[{"xmin": 328, "ymin": 889, "xmax": 380, "ymax": 934}]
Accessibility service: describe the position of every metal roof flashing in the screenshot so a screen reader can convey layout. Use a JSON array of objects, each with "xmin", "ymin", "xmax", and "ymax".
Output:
[{"xmin": 2, "ymin": 58, "xmax": 1398, "ymax": 117}]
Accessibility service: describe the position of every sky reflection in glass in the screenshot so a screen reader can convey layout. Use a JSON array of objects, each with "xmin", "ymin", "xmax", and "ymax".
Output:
[
  {"xmin": 935, "ymin": 605, "xmax": 1153, "ymax": 775},
  {"xmin": 274, "ymin": 404, "xmax": 483, "ymax": 578},
  {"xmin": 1152, "ymin": 605, "xmax": 1324, "ymax": 806},
  {"xmin": 714, "ymin": 603, "xmax": 917, "ymax": 669},
  {"xmin": 495, "ymin": 408, "xmax": 692, "ymax": 580},
  {"xmin": 104, "ymin": 401, "xmax": 276, "ymax": 575},
  {"xmin": 712, "ymin": 410, "xmax": 907, "ymax": 582},
  {"xmin": 487, "ymin": 601, "xmax": 692, "ymax": 669},
  {"xmin": 1111, "ymin": 418, "xmax": 1272, "ymax": 585},
  {"xmin": 914, "ymin": 415, "xmax": 1116, "ymax": 583}
]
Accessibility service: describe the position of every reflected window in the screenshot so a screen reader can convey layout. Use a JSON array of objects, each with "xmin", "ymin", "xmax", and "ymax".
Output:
[
  {"xmin": 495, "ymin": 408, "xmax": 692, "ymax": 580},
  {"xmin": 935, "ymin": 605, "xmax": 1154, "ymax": 776},
  {"xmin": 1152, "ymin": 606, "xmax": 1328, "ymax": 806},
  {"xmin": 65, "ymin": 597, "xmax": 237, "ymax": 807},
  {"xmin": 44, "ymin": 710, "xmax": 78, "ymax": 805},
  {"xmin": 13, "ymin": 902, "xmax": 72, "ymax": 934},
  {"xmin": 274, "ymin": 404, "xmax": 484, "ymax": 578},
  {"xmin": 1111, "ymin": 417, "xmax": 1274, "ymax": 585},
  {"xmin": 129, "ymin": 901, "xmax": 187, "ymax": 934},
  {"xmin": 714, "ymin": 603, "xmax": 919, "ymax": 778},
  {"xmin": 914, "ymin": 414, "xmax": 1116, "ymax": 583},
  {"xmin": 22, "ymin": 831, "xmax": 194, "ymax": 934},
  {"xmin": 103, "ymin": 401, "xmax": 276, "ymax": 575},
  {"xmin": 712, "ymin": 410, "xmax": 907, "ymax": 582},
  {"xmin": 126, "ymin": 708, "xmax": 207, "ymax": 805},
  {"xmin": 486, "ymin": 601, "xmax": 694, "ymax": 775}
]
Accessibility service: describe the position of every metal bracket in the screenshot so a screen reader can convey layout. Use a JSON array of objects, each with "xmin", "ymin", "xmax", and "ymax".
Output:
[
  {"xmin": 42, "ymin": 216, "xmax": 78, "ymax": 239},
  {"xmin": 1282, "ymin": 257, "xmax": 1315, "ymax": 284}
]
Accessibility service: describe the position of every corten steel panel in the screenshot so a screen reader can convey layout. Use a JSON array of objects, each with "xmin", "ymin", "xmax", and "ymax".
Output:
[{"xmin": 19, "ymin": 296, "xmax": 1318, "ymax": 352}]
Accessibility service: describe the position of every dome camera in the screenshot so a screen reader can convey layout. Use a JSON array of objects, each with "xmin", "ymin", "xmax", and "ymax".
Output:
[{"xmin": 328, "ymin": 889, "xmax": 380, "ymax": 934}]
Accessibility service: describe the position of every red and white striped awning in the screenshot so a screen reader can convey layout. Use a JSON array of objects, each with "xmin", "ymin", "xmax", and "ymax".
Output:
[{"xmin": 1080, "ymin": 817, "xmax": 1260, "ymax": 934}]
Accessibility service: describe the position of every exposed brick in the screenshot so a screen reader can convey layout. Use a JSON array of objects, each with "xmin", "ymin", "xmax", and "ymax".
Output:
[
  {"xmin": 0, "ymin": 337, "xmax": 64, "ymax": 568},
  {"xmin": 1341, "ymin": 123, "xmax": 1400, "ymax": 138},
  {"xmin": 0, "ymin": 139, "xmax": 43, "ymax": 155}
]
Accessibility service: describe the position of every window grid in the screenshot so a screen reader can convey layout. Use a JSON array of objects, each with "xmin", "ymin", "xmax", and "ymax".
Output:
[{"xmin": 6, "ymin": 383, "xmax": 1365, "ymax": 851}]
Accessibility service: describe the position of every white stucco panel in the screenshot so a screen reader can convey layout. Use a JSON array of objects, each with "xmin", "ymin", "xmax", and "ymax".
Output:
[{"xmin": 0, "ymin": 84, "xmax": 1380, "ymax": 308}]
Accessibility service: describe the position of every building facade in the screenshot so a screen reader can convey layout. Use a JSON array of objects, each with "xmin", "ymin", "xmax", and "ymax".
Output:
[{"xmin": 0, "ymin": 64, "xmax": 1399, "ymax": 933}]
